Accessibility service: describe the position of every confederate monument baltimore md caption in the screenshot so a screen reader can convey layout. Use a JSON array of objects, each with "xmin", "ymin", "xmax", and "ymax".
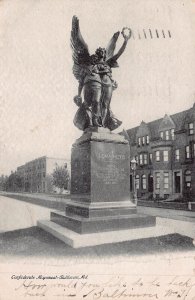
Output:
[{"xmin": 38, "ymin": 16, "xmax": 156, "ymax": 248}]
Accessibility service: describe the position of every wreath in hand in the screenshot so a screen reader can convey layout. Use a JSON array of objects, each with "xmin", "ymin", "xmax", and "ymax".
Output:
[{"xmin": 121, "ymin": 27, "xmax": 131, "ymax": 40}]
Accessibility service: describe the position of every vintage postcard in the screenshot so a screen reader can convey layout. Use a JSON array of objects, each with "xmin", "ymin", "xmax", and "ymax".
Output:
[{"xmin": 0, "ymin": 0, "xmax": 195, "ymax": 299}]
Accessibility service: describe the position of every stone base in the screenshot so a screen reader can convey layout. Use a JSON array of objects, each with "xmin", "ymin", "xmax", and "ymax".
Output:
[
  {"xmin": 37, "ymin": 219, "xmax": 172, "ymax": 248},
  {"xmin": 50, "ymin": 211, "xmax": 156, "ymax": 234},
  {"xmin": 66, "ymin": 200, "xmax": 136, "ymax": 218}
]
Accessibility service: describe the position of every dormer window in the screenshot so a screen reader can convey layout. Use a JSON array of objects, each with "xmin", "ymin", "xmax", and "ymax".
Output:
[
  {"xmin": 165, "ymin": 130, "xmax": 169, "ymax": 140},
  {"xmin": 188, "ymin": 123, "xmax": 194, "ymax": 135},
  {"xmin": 138, "ymin": 136, "xmax": 149, "ymax": 146}
]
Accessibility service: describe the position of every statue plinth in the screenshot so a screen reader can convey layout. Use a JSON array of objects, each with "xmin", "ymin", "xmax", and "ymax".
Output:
[
  {"xmin": 50, "ymin": 130, "xmax": 155, "ymax": 234},
  {"xmin": 69, "ymin": 128, "xmax": 136, "ymax": 217}
]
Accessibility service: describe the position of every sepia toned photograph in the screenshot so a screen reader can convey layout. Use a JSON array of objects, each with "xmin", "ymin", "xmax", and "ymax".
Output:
[{"xmin": 0, "ymin": 0, "xmax": 195, "ymax": 299}]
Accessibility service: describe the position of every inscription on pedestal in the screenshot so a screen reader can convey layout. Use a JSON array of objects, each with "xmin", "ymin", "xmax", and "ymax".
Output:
[
  {"xmin": 94, "ymin": 152, "xmax": 126, "ymax": 185},
  {"xmin": 91, "ymin": 142, "xmax": 130, "ymax": 202}
]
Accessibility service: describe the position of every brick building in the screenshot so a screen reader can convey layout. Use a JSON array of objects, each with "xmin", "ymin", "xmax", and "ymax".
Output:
[
  {"xmin": 17, "ymin": 156, "xmax": 70, "ymax": 193},
  {"xmin": 126, "ymin": 103, "xmax": 195, "ymax": 201}
]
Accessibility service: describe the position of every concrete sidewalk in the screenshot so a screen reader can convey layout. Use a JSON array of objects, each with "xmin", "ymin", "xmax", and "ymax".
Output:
[
  {"xmin": 138, "ymin": 206, "xmax": 195, "ymax": 222},
  {"xmin": 0, "ymin": 191, "xmax": 68, "ymax": 211},
  {"xmin": 0, "ymin": 195, "xmax": 51, "ymax": 232}
]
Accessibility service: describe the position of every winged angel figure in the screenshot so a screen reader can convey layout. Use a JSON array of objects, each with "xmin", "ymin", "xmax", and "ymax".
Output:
[{"xmin": 71, "ymin": 16, "xmax": 131, "ymax": 131}]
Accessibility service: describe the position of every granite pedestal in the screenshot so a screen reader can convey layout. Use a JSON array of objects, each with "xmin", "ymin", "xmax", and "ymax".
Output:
[{"xmin": 38, "ymin": 128, "xmax": 156, "ymax": 247}]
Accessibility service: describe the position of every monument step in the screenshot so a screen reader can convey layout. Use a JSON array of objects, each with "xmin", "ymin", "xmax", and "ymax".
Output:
[
  {"xmin": 50, "ymin": 211, "xmax": 156, "ymax": 234},
  {"xmin": 37, "ymin": 219, "xmax": 174, "ymax": 248}
]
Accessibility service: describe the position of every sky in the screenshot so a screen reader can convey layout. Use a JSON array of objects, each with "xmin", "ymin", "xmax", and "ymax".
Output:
[{"xmin": 0, "ymin": 0, "xmax": 195, "ymax": 175}]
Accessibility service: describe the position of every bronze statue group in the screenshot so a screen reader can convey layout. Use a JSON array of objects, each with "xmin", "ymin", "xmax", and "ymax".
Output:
[{"xmin": 71, "ymin": 16, "xmax": 131, "ymax": 131}]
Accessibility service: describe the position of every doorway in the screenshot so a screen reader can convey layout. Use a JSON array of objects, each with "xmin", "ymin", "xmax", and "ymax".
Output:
[
  {"xmin": 174, "ymin": 171, "xmax": 181, "ymax": 193},
  {"xmin": 148, "ymin": 175, "xmax": 153, "ymax": 192},
  {"xmin": 130, "ymin": 175, "xmax": 133, "ymax": 192}
]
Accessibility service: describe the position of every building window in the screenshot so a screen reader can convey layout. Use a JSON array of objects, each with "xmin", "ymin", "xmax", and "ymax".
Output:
[
  {"xmin": 188, "ymin": 123, "xmax": 194, "ymax": 135},
  {"xmin": 135, "ymin": 175, "xmax": 140, "ymax": 189},
  {"xmin": 164, "ymin": 172, "xmax": 169, "ymax": 189},
  {"xmin": 175, "ymin": 149, "xmax": 180, "ymax": 161},
  {"xmin": 163, "ymin": 150, "xmax": 169, "ymax": 162},
  {"xmin": 135, "ymin": 155, "xmax": 138, "ymax": 164},
  {"xmin": 171, "ymin": 129, "xmax": 175, "ymax": 140},
  {"xmin": 146, "ymin": 135, "xmax": 149, "ymax": 144},
  {"xmin": 142, "ymin": 136, "xmax": 145, "ymax": 145},
  {"xmin": 138, "ymin": 137, "xmax": 141, "ymax": 147},
  {"xmin": 185, "ymin": 170, "xmax": 191, "ymax": 188},
  {"xmin": 139, "ymin": 154, "xmax": 143, "ymax": 165},
  {"xmin": 143, "ymin": 154, "xmax": 147, "ymax": 165},
  {"xmin": 185, "ymin": 145, "xmax": 190, "ymax": 159},
  {"xmin": 155, "ymin": 172, "xmax": 160, "ymax": 189},
  {"xmin": 165, "ymin": 130, "xmax": 169, "ymax": 140},
  {"xmin": 194, "ymin": 143, "xmax": 195, "ymax": 157},
  {"xmin": 43, "ymin": 172, "xmax": 46, "ymax": 178},
  {"xmin": 142, "ymin": 175, "xmax": 147, "ymax": 190},
  {"xmin": 160, "ymin": 131, "xmax": 164, "ymax": 139},
  {"xmin": 155, "ymin": 151, "xmax": 160, "ymax": 162},
  {"xmin": 149, "ymin": 153, "xmax": 153, "ymax": 164}
]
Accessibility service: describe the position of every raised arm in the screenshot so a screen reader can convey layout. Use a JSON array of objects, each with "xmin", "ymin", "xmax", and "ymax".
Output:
[
  {"xmin": 111, "ymin": 39, "xmax": 128, "ymax": 61},
  {"xmin": 108, "ymin": 28, "xmax": 131, "ymax": 63}
]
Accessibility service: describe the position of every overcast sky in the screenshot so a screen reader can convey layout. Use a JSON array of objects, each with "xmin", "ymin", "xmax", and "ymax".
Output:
[{"xmin": 0, "ymin": 0, "xmax": 195, "ymax": 175}]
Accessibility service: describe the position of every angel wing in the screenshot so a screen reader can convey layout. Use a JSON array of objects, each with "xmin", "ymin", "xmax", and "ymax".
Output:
[
  {"xmin": 105, "ymin": 31, "xmax": 120, "ymax": 61},
  {"xmin": 71, "ymin": 16, "xmax": 90, "ymax": 82}
]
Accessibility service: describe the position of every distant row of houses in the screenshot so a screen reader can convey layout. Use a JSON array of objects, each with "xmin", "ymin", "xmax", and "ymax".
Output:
[{"xmin": 16, "ymin": 156, "xmax": 70, "ymax": 193}]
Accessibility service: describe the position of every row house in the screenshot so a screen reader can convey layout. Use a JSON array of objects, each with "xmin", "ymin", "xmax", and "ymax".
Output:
[
  {"xmin": 17, "ymin": 156, "xmax": 70, "ymax": 193},
  {"xmin": 126, "ymin": 103, "xmax": 195, "ymax": 201}
]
